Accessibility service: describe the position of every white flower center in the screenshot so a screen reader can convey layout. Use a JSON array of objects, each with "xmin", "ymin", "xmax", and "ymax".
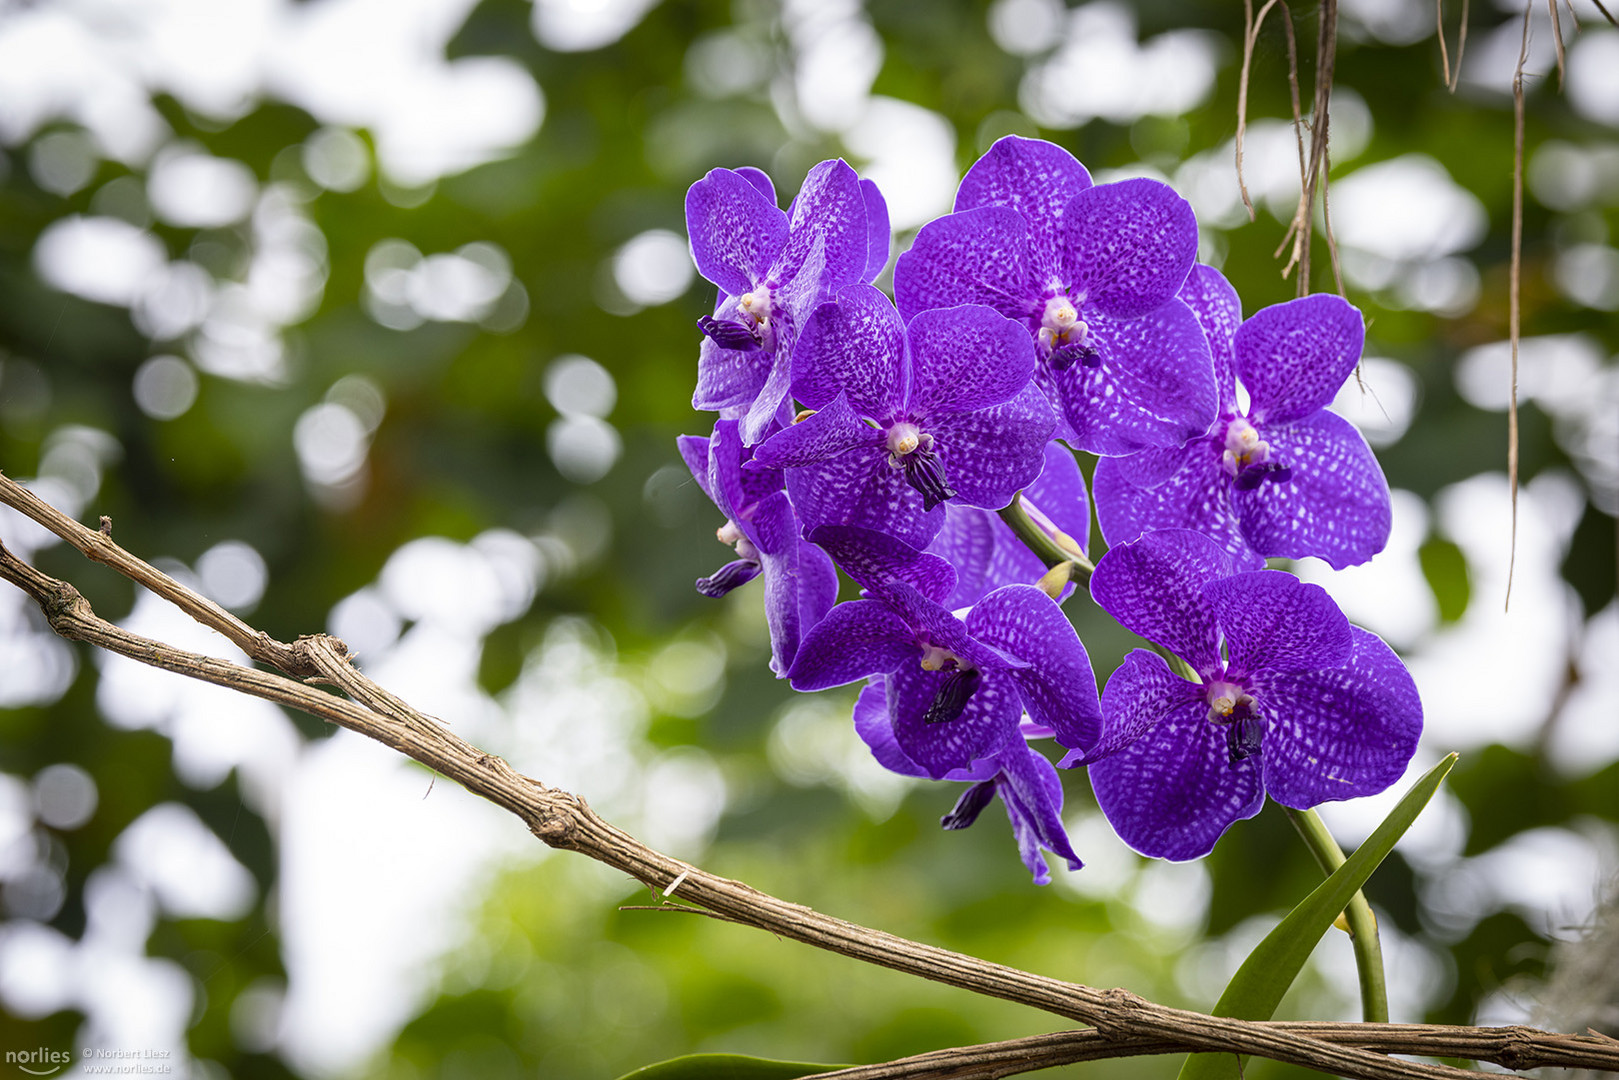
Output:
[
  {"xmin": 1221, "ymin": 417, "xmax": 1272, "ymax": 476},
  {"xmin": 738, "ymin": 286, "xmax": 774, "ymax": 324},
  {"xmin": 919, "ymin": 643, "xmax": 973, "ymax": 673}
]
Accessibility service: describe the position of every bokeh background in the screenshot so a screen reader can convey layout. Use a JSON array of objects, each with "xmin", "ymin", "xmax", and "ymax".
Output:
[{"xmin": 1, "ymin": 1, "xmax": 1617, "ymax": 1077}]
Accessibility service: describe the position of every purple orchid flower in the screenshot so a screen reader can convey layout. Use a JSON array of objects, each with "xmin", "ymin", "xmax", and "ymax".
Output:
[
  {"xmin": 1077, "ymin": 529, "xmax": 1421, "ymax": 861},
  {"xmin": 853, "ymin": 680, "xmax": 1083, "ymax": 884},
  {"xmin": 677, "ymin": 419, "xmax": 838, "ymax": 676},
  {"xmin": 1093, "ymin": 266, "xmax": 1393, "ymax": 570},
  {"xmin": 686, "ymin": 161, "xmax": 883, "ymax": 444},
  {"xmin": 927, "ymin": 440, "xmax": 1091, "ymax": 609},
  {"xmin": 752, "ymin": 284, "xmax": 1056, "ymax": 550},
  {"xmin": 892, "ymin": 135, "xmax": 1216, "ymax": 456},
  {"xmin": 788, "ymin": 526, "xmax": 1102, "ymax": 779}
]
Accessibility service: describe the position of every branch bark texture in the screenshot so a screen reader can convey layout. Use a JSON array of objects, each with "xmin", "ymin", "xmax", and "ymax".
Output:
[{"xmin": 2, "ymin": 471, "xmax": 1615, "ymax": 1080}]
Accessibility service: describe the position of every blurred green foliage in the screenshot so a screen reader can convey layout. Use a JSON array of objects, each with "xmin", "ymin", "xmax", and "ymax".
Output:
[{"xmin": 2, "ymin": 2, "xmax": 1617, "ymax": 1079}]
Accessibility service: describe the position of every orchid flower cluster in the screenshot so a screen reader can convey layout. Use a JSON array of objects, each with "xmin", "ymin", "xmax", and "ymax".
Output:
[{"xmin": 679, "ymin": 138, "xmax": 1422, "ymax": 883}]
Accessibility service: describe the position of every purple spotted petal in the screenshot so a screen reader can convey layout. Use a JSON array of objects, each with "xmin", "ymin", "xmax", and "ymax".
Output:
[
  {"xmin": 1067, "ymin": 648, "xmax": 1205, "ymax": 766},
  {"xmin": 992, "ymin": 740, "xmax": 1083, "ymax": 883},
  {"xmin": 938, "ymin": 441, "xmax": 1091, "ymax": 608},
  {"xmin": 930, "ymin": 385, "xmax": 1057, "ymax": 510},
  {"xmin": 774, "ymin": 158, "xmax": 869, "ymax": 297},
  {"xmin": 927, "ymin": 506, "xmax": 1000, "ymax": 608},
  {"xmin": 1061, "ymin": 179, "xmax": 1198, "ymax": 319},
  {"xmin": 1088, "ymin": 694, "xmax": 1265, "ymax": 861},
  {"xmin": 686, "ymin": 169, "xmax": 787, "ymax": 298},
  {"xmin": 1052, "ymin": 300, "xmax": 1218, "ymax": 456},
  {"xmin": 790, "ymin": 285, "xmax": 907, "ymax": 415},
  {"xmin": 889, "ymin": 663, "xmax": 1022, "ymax": 779},
  {"xmin": 788, "ymin": 599, "xmax": 917, "ymax": 690},
  {"xmin": 892, "ymin": 206, "xmax": 1044, "ymax": 323},
  {"xmin": 1236, "ymin": 293, "xmax": 1365, "ymax": 425},
  {"xmin": 753, "ymin": 393, "xmax": 883, "ymax": 470},
  {"xmin": 677, "ymin": 434, "xmax": 714, "ymax": 502},
  {"xmin": 954, "ymin": 135, "xmax": 1092, "ymax": 273},
  {"xmin": 736, "ymin": 165, "xmax": 777, "ymax": 205},
  {"xmin": 796, "ymin": 537, "xmax": 839, "ymax": 627},
  {"xmin": 709, "ymin": 420, "xmax": 783, "ymax": 530},
  {"xmin": 1251, "ymin": 627, "xmax": 1422, "ymax": 809},
  {"xmin": 1201, "ymin": 570, "xmax": 1353, "ymax": 677},
  {"xmin": 855, "ymin": 679, "xmax": 1001, "ymax": 782},
  {"xmin": 784, "ymin": 444, "xmax": 944, "ymax": 549},
  {"xmin": 853, "ymin": 679, "xmax": 926, "ymax": 776},
  {"xmin": 753, "ymin": 492, "xmax": 817, "ymax": 675},
  {"xmin": 1088, "ymin": 529, "xmax": 1233, "ymax": 674},
  {"xmin": 860, "ymin": 177, "xmax": 891, "ymax": 282},
  {"xmin": 738, "ymin": 343, "xmax": 797, "ymax": 446},
  {"xmin": 694, "ymin": 295, "xmax": 771, "ymax": 413},
  {"xmin": 1178, "ymin": 264, "xmax": 1243, "ymax": 414},
  {"xmin": 967, "ymin": 584, "xmax": 1102, "ymax": 753},
  {"xmin": 905, "ymin": 304, "xmax": 1037, "ymax": 415},
  {"xmin": 1092, "ymin": 442, "xmax": 1267, "ymax": 572},
  {"xmin": 1234, "ymin": 410, "xmax": 1392, "ymax": 569},
  {"xmin": 806, "ymin": 524, "xmax": 957, "ymax": 604},
  {"xmin": 867, "ymin": 582, "xmax": 1007, "ymax": 673}
]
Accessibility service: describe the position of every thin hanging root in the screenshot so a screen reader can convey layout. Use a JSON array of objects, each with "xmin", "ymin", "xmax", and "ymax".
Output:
[
  {"xmin": 1278, "ymin": 0, "xmax": 1337, "ymax": 296},
  {"xmin": 1592, "ymin": 0, "xmax": 1618, "ymax": 27},
  {"xmin": 1438, "ymin": 0, "xmax": 1452, "ymax": 85},
  {"xmin": 1452, "ymin": 0, "xmax": 1470, "ymax": 89},
  {"xmin": 1507, "ymin": 2, "xmax": 1529, "ymax": 611},
  {"xmin": 1548, "ymin": 0, "xmax": 1568, "ymax": 87},
  {"xmin": 1237, "ymin": 0, "xmax": 1286, "ymax": 221}
]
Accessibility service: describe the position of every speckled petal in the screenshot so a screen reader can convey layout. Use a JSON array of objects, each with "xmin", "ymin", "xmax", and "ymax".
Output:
[
  {"xmin": 807, "ymin": 524, "xmax": 958, "ymax": 604},
  {"xmin": 1201, "ymin": 570, "xmax": 1353, "ymax": 677},
  {"xmin": 929, "ymin": 385, "xmax": 1057, "ymax": 510},
  {"xmin": 736, "ymin": 165, "xmax": 777, "ymax": 204},
  {"xmin": 1060, "ymin": 178, "xmax": 1198, "ymax": 319},
  {"xmin": 892, "ymin": 205, "xmax": 1045, "ymax": 322},
  {"xmin": 1088, "ymin": 529, "xmax": 1234, "ymax": 674},
  {"xmin": 774, "ymin": 158, "xmax": 869, "ymax": 297},
  {"xmin": 1092, "ymin": 441, "xmax": 1266, "ymax": 572},
  {"xmin": 855, "ymin": 679, "xmax": 1002, "ymax": 782},
  {"xmin": 753, "ymin": 392, "xmax": 884, "ymax": 470},
  {"xmin": 1178, "ymin": 264, "xmax": 1243, "ymax": 414},
  {"xmin": 709, "ymin": 419, "xmax": 784, "ymax": 530},
  {"xmin": 790, "ymin": 284, "xmax": 907, "ymax": 415},
  {"xmin": 1088, "ymin": 691, "xmax": 1265, "ymax": 861},
  {"xmin": 694, "ymin": 295, "xmax": 771, "ymax": 413},
  {"xmin": 861, "ymin": 177, "xmax": 891, "ymax": 282},
  {"xmin": 1236, "ymin": 293, "xmax": 1365, "ymax": 425},
  {"xmin": 954, "ymin": 135, "xmax": 1093, "ymax": 272},
  {"xmin": 1051, "ymin": 300, "xmax": 1218, "ymax": 456},
  {"xmin": 677, "ymin": 433, "xmax": 714, "ymax": 503},
  {"xmin": 1234, "ymin": 410, "xmax": 1392, "ymax": 569},
  {"xmin": 1067, "ymin": 648, "xmax": 1206, "ymax": 766},
  {"xmin": 788, "ymin": 599, "xmax": 917, "ymax": 691},
  {"xmin": 993, "ymin": 741, "xmax": 1084, "ymax": 883},
  {"xmin": 867, "ymin": 581, "xmax": 1006, "ymax": 673},
  {"xmin": 889, "ymin": 663, "xmax": 1023, "ymax": 779},
  {"xmin": 785, "ymin": 445, "xmax": 944, "ymax": 549},
  {"xmin": 686, "ymin": 168, "xmax": 787, "ymax": 298},
  {"xmin": 1251, "ymin": 627, "xmax": 1422, "ymax": 809},
  {"xmin": 967, "ymin": 584, "xmax": 1103, "ymax": 753},
  {"xmin": 753, "ymin": 492, "xmax": 814, "ymax": 675},
  {"xmin": 905, "ymin": 304, "xmax": 1037, "ymax": 415},
  {"xmin": 927, "ymin": 506, "xmax": 1000, "ymax": 609}
]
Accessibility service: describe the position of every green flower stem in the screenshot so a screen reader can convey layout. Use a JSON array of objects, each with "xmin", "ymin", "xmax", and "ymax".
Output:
[
  {"xmin": 997, "ymin": 493, "xmax": 1094, "ymax": 588},
  {"xmin": 1285, "ymin": 805, "xmax": 1389, "ymax": 1023}
]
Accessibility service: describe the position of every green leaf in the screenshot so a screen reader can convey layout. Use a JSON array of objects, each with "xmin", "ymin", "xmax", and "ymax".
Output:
[
  {"xmin": 1419, "ymin": 536, "xmax": 1471, "ymax": 624},
  {"xmin": 1177, "ymin": 753, "xmax": 1458, "ymax": 1080},
  {"xmin": 613, "ymin": 1053, "xmax": 851, "ymax": 1080}
]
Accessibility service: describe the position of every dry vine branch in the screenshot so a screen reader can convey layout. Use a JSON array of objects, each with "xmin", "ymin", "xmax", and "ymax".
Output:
[{"xmin": 2, "ymin": 470, "xmax": 1617, "ymax": 1080}]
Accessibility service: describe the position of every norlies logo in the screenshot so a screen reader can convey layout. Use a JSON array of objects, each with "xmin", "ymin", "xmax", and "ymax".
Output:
[{"xmin": 5, "ymin": 1049, "xmax": 71, "ymax": 1076}]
